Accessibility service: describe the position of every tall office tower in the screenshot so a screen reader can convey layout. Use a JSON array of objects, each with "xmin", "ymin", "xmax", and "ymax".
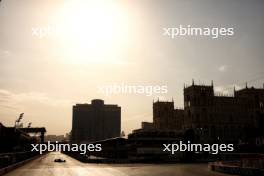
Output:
[{"xmin": 71, "ymin": 99, "xmax": 121, "ymax": 143}]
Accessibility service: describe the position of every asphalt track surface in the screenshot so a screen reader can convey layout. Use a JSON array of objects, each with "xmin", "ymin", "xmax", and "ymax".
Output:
[{"xmin": 5, "ymin": 152, "xmax": 233, "ymax": 176}]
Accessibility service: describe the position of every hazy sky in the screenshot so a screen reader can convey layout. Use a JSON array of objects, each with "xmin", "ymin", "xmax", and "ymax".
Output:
[{"xmin": 0, "ymin": 0, "xmax": 264, "ymax": 135}]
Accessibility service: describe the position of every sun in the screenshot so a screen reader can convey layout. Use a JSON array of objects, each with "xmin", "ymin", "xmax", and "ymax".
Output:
[{"xmin": 55, "ymin": 0, "xmax": 130, "ymax": 65}]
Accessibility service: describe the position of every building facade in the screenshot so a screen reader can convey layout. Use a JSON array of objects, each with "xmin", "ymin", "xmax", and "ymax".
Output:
[
  {"xmin": 71, "ymin": 99, "xmax": 121, "ymax": 143},
  {"xmin": 153, "ymin": 81, "xmax": 264, "ymax": 144},
  {"xmin": 153, "ymin": 101, "xmax": 184, "ymax": 131}
]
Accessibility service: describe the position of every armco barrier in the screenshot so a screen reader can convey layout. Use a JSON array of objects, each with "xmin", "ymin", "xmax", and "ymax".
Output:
[
  {"xmin": 0, "ymin": 153, "xmax": 46, "ymax": 176},
  {"xmin": 209, "ymin": 161, "xmax": 264, "ymax": 176}
]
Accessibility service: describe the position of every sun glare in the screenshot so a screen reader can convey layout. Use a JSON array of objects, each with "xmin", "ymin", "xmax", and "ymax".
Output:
[{"xmin": 56, "ymin": 0, "xmax": 130, "ymax": 65}]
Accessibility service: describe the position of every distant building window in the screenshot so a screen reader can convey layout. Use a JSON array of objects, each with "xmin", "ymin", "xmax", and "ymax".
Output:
[{"xmin": 185, "ymin": 101, "xmax": 191, "ymax": 107}]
